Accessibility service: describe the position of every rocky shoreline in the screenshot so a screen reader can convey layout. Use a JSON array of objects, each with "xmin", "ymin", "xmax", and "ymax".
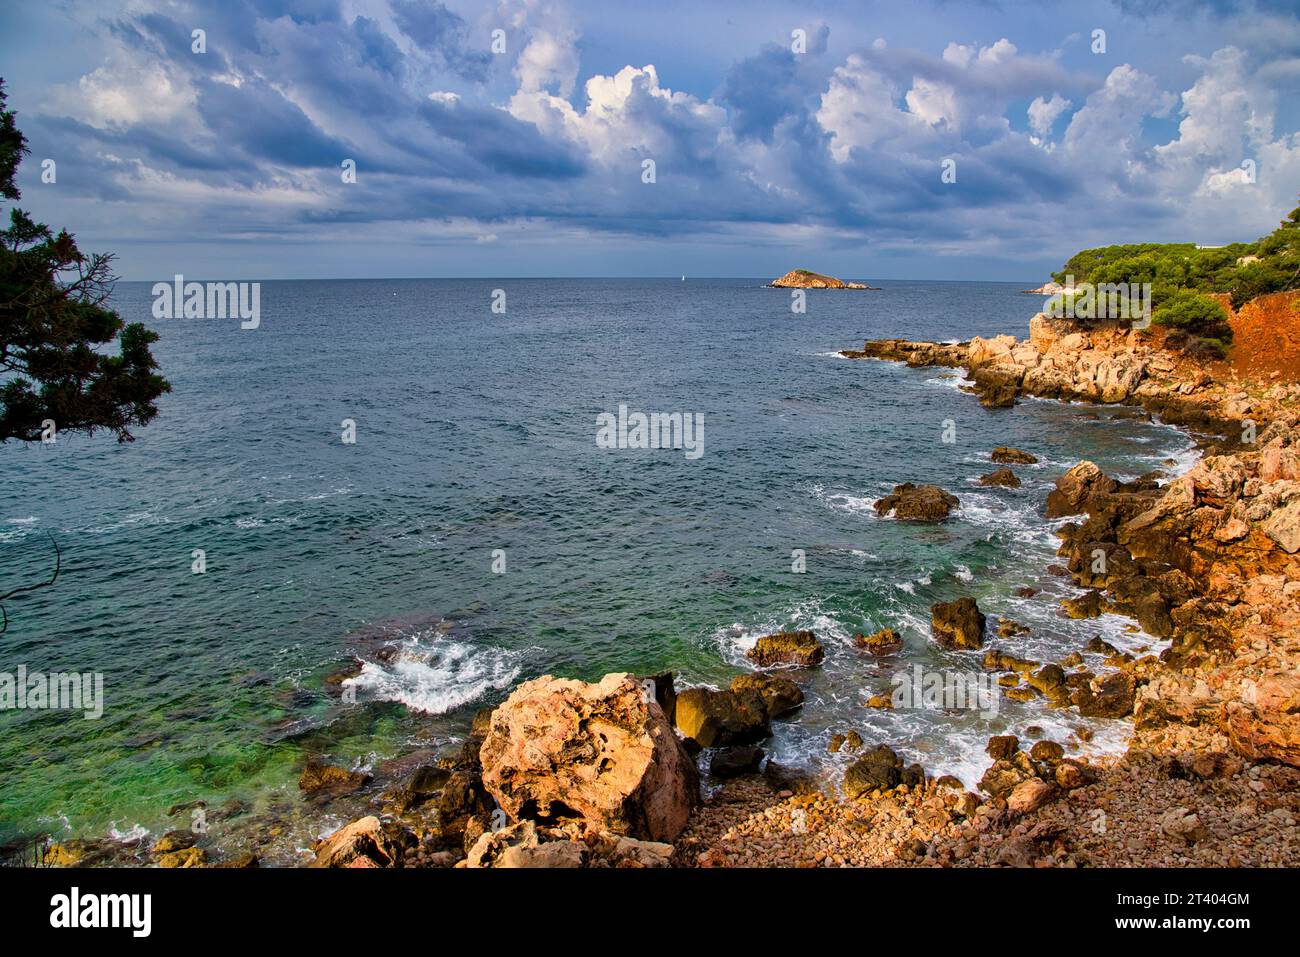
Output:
[{"xmin": 37, "ymin": 303, "xmax": 1300, "ymax": 869}]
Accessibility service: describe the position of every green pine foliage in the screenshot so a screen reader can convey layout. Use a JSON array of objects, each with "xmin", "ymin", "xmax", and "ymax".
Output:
[
  {"xmin": 0, "ymin": 78, "xmax": 169, "ymax": 443},
  {"xmin": 1050, "ymin": 194, "xmax": 1300, "ymax": 350}
]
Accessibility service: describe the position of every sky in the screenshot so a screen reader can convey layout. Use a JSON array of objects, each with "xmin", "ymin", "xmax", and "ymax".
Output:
[{"xmin": 0, "ymin": 0, "xmax": 1298, "ymax": 281}]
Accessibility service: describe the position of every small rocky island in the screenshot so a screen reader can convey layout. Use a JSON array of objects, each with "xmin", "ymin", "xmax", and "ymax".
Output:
[{"xmin": 769, "ymin": 269, "xmax": 878, "ymax": 290}]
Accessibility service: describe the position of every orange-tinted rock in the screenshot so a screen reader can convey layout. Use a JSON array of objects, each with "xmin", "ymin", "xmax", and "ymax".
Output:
[
  {"xmin": 874, "ymin": 483, "xmax": 960, "ymax": 521},
  {"xmin": 931, "ymin": 597, "xmax": 986, "ymax": 649},
  {"xmin": 479, "ymin": 673, "xmax": 698, "ymax": 843},
  {"xmin": 747, "ymin": 630, "xmax": 825, "ymax": 667}
]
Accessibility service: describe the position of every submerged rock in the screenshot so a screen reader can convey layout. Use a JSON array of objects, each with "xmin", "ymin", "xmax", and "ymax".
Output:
[
  {"xmin": 298, "ymin": 758, "xmax": 371, "ymax": 796},
  {"xmin": 157, "ymin": 847, "xmax": 207, "ymax": 868},
  {"xmin": 381, "ymin": 763, "xmax": 451, "ymax": 815}
]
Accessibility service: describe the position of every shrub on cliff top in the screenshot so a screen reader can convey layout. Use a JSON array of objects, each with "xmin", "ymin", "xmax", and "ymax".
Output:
[
  {"xmin": 1053, "ymin": 193, "xmax": 1300, "ymax": 315},
  {"xmin": 1152, "ymin": 289, "xmax": 1233, "ymax": 347}
]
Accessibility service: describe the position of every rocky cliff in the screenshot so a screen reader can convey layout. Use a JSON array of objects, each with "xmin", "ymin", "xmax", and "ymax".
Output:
[{"xmin": 844, "ymin": 305, "xmax": 1300, "ymax": 777}]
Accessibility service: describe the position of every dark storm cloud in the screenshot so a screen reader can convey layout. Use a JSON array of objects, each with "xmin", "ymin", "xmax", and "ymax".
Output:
[
  {"xmin": 2, "ymin": 0, "xmax": 1295, "ymax": 273},
  {"xmin": 389, "ymin": 0, "xmax": 492, "ymax": 83},
  {"xmin": 196, "ymin": 77, "xmax": 354, "ymax": 168}
]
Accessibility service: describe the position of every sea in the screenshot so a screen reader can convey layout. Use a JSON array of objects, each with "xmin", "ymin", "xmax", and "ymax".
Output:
[{"xmin": 0, "ymin": 278, "xmax": 1198, "ymax": 862}]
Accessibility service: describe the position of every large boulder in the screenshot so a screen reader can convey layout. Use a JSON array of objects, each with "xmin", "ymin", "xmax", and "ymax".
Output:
[
  {"xmin": 970, "ymin": 364, "xmax": 1023, "ymax": 408},
  {"xmin": 729, "ymin": 672, "xmax": 804, "ymax": 717},
  {"xmin": 843, "ymin": 745, "xmax": 903, "ymax": 798},
  {"xmin": 1075, "ymin": 354, "xmax": 1146, "ymax": 403},
  {"xmin": 675, "ymin": 672, "xmax": 804, "ymax": 748},
  {"xmin": 986, "ymin": 734, "xmax": 1019, "ymax": 760},
  {"xmin": 1028, "ymin": 313, "xmax": 1073, "ymax": 352},
  {"xmin": 874, "ymin": 483, "xmax": 960, "ymax": 521},
  {"xmin": 979, "ymin": 760, "xmax": 1030, "ymax": 799},
  {"xmin": 1007, "ymin": 778, "xmax": 1055, "ymax": 816},
  {"xmin": 1261, "ymin": 444, "xmax": 1300, "ymax": 483},
  {"xmin": 311, "ymin": 816, "xmax": 412, "ymax": 868},
  {"xmin": 1045, "ymin": 461, "xmax": 1119, "ymax": 519},
  {"xmin": 479, "ymin": 673, "xmax": 699, "ymax": 843},
  {"xmin": 747, "ymin": 630, "xmax": 825, "ymax": 667},
  {"xmin": 1022, "ymin": 362, "xmax": 1075, "ymax": 398},
  {"xmin": 1263, "ymin": 498, "xmax": 1300, "ymax": 554},
  {"xmin": 930, "ymin": 597, "xmax": 986, "ymax": 650},
  {"xmin": 675, "ymin": 686, "xmax": 771, "ymax": 748},
  {"xmin": 967, "ymin": 335, "xmax": 1017, "ymax": 368}
]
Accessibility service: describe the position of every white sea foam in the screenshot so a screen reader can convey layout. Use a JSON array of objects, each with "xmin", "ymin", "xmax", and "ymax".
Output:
[
  {"xmin": 1153, "ymin": 440, "xmax": 1202, "ymax": 480},
  {"xmin": 925, "ymin": 373, "xmax": 975, "ymax": 391},
  {"xmin": 80, "ymin": 510, "xmax": 171, "ymax": 534},
  {"xmin": 234, "ymin": 516, "xmax": 298, "ymax": 530},
  {"xmin": 108, "ymin": 823, "xmax": 150, "ymax": 842},
  {"xmin": 958, "ymin": 492, "xmax": 1056, "ymax": 547},
  {"xmin": 344, "ymin": 637, "xmax": 529, "ymax": 715},
  {"xmin": 712, "ymin": 598, "xmax": 856, "ymax": 666},
  {"xmin": 808, "ymin": 483, "xmax": 881, "ymax": 517}
]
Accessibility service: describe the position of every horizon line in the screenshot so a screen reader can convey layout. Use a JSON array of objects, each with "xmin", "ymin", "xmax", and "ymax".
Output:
[{"xmin": 114, "ymin": 275, "xmax": 1045, "ymax": 284}]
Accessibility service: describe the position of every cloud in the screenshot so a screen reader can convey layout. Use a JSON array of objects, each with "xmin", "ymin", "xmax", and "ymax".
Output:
[
  {"xmin": 389, "ymin": 0, "xmax": 491, "ymax": 82},
  {"xmin": 515, "ymin": 27, "xmax": 579, "ymax": 96},
  {"xmin": 8, "ymin": 0, "xmax": 1299, "ymax": 277},
  {"xmin": 1027, "ymin": 93, "xmax": 1071, "ymax": 138}
]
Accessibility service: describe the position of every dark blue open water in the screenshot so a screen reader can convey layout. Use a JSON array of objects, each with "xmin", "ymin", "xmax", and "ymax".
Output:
[{"xmin": 0, "ymin": 279, "xmax": 1194, "ymax": 860}]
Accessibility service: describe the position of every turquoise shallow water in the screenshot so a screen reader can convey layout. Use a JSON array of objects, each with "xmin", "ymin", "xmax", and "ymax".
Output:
[{"xmin": 0, "ymin": 278, "xmax": 1195, "ymax": 858}]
